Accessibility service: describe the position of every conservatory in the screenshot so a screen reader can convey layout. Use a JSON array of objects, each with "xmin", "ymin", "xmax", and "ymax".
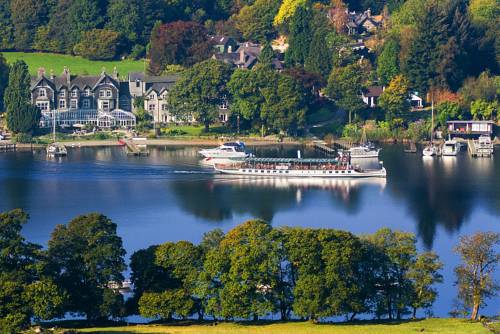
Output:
[{"xmin": 40, "ymin": 109, "xmax": 136, "ymax": 129}]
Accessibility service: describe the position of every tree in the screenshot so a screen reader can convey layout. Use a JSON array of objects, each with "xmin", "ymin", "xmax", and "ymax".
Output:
[
  {"xmin": 285, "ymin": 5, "xmax": 313, "ymax": 66},
  {"xmin": 0, "ymin": 0, "xmax": 14, "ymax": 49},
  {"xmin": 0, "ymin": 210, "xmax": 41, "ymax": 332},
  {"xmin": 305, "ymin": 27, "xmax": 332, "ymax": 78},
  {"xmin": 105, "ymin": 0, "xmax": 141, "ymax": 49},
  {"xmin": 378, "ymin": 75, "xmax": 410, "ymax": 122},
  {"xmin": 326, "ymin": 63, "xmax": 365, "ymax": 123},
  {"xmin": 377, "ymin": 38, "xmax": 400, "ymax": 85},
  {"xmin": 235, "ymin": 0, "xmax": 280, "ymax": 42},
  {"xmin": 4, "ymin": 60, "xmax": 40, "ymax": 134},
  {"xmin": 470, "ymin": 99, "xmax": 497, "ymax": 120},
  {"xmin": 454, "ymin": 232, "xmax": 500, "ymax": 320},
  {"xmin": 436, "ymin": 101, "xmax": 462, "ymax": 126},
  {"xmin": 67, "ymin": 0, "xmax": 104, "ymax": 46},
  {"xmin": 258, "ymin": 41, "xmax": 275, "ymax": 66},
  {"xmin": 47, "ymin": 213, "xmax": 126, "ymax": 321},
  {"xmin": 366, "ymin": 228, "xmax": 417, "ymax": 320},
  {"xmin": 407, "ymin": 252, "xmax": 443, "ymax": 318},
  {"xmin": 273, "ymin": 0, "xmax": 308, "ymax": 26},
  {"xmin": 0, "ymin": 53, "xmax": 9, "ymax": 112},
  {"xmin": 169, "ymin": 59, "xmax": 232, "ymax": 131},
  {"xmin": 73, "ymin": 29, "xmax": 122, "ymax": 60},
  {"xmin": 327, "ymin": 0, "xmax": 349, "ymax": 34},
  {"xmin": 148, "ymin": 21, "xmax": 211, "ymax": 75},
  {"xmin": 10, "ymin": 0, "xmax": 47, "ymax": 50},
  {"xmin": 468, "ymin": 0, "xmax": 499, "ymax": 25},
  {"xmin": 204, "ymin": 220, "xmax": 283, "ymax": 320},
  {"xmin": 459, "ymin": 71, "xmax": 499, "ymax": 106}
]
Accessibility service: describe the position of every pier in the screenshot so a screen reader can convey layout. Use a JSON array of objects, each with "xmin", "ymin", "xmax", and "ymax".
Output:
[
  {"xmin": 312, "ymin": 139, "xmax": 353, "ymax": 155},
  {"xmin": 122, "ymin": 139, "xmax": 149, "ymax": 156},
  {"xmin": 468, "ymin": 139, "xmax": 494, "ymax": 158},
  {"xmin": 0, "ymin": 142, "xmax": 16, "ymax": 152}
]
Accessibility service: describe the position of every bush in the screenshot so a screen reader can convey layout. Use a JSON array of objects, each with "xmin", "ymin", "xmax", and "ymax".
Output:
[
  {"xmin": 94, "ymin": 132, "xmax": 110, "ymax": 140},
  {"xmin": 164, "ymin": 129, "xmax": 188, "ymax": 136},
  {"xmin": 14, "ymin": 133, "xmax": 32, "ymax": 143},
  {"xmin": 129, "ymin": 44, "xmax": 145, "ymax": 60},
  {"xmin": 73, "ymin": 29, "xmax": 121, "ymax": 60}
]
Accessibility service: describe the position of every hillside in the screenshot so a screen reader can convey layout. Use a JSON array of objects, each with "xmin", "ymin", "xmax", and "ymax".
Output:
[{"xmin": 2, "ymin": 52, "xmax": 145, "ymax": 77}]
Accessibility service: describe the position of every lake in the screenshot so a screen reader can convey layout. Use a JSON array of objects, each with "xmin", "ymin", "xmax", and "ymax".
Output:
[{"xmin": 0, "ymin": 144, "xmax": 498, "ymax": 317}]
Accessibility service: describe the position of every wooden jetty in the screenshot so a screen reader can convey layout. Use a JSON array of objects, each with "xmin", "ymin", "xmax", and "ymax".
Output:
[
  {"xmin": 312, "ymin": 141, "xmax": 336, "ymax": 155},
  {"xmin": 0, "ymin": 142, "xmax": 16, "ymax": 152},
  {"xmin": 123, "ymin": 139, "xmax": 149, "ymax": 156},
  {"xmin": 468, "ymin": 138, "xmax": 493, "ymax": 158}
]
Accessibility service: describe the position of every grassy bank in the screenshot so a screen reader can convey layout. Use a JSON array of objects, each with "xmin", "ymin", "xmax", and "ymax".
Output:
[
  {"xmin": 2, "ymin": 52, "xmax": 145, "ymax": 77},
  {"xmin": 68, "ymin": 319, "xmax": 489, "ymax": 334}
]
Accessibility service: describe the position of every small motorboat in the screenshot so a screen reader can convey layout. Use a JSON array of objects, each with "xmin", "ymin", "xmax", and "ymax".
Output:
[
  {"xmin": 199, "ymin": 141, "xmax": 251, "ymax": 159},
  {"xmin": 442, "ymin": 137, "xmax": 458, "ymax": 156},
  {"xmin": 422, "ymin": 144, "xmax": 438, "ymax": 157},
  {"xmin": 346, "ymin": 145, "xmax": 380, "ymax": 159},
  {"xmin": 47, "ymin": 143, "xmax": 68, "ymax": 157}
]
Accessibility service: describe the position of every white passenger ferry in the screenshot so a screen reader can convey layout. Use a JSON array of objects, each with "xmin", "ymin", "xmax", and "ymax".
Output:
[{"xmin": 213, "ymin": 156, "xmax": 386, "ymax": 178}]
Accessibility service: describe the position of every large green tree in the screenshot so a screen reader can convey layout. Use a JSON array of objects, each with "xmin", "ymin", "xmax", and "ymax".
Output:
[
  {"xmin": 105, "ymin": 0, "xmax": 141, "ymax": 49},
  {"xmin": 285, "ymin": 5, "xmax": 313, "ymax": 67},
  {"xmin": 4, "ymin": 60, "xmax": 40, "ymax": 134},
  {"xmin": 377, "ymin": 37, "xmax": 401, "ymax": 86},
  {"xmin": 235, "ymin": 0, "xmax": 280, "ymax": 42},
  {"xmin": 326, "ymin": 63, "xmax": 365, "ymax": 123},
  {"xmin": 169, "ymin": 59, "xmax": 233, "ymax": 131},
  {"xmin": 0, "ymin": 53, "xmax": 9, "ymax": 112},
  {"xmin": 378, "ymin": 75, "xmax": 411, "ymax": 122},
  {"xmin": 47, "ymin": 213, "xmax": 126, "ymax": 321},
  {"xmin": 305, "ymin": 27, "xmax": 333, "ymax": 79},
  {"xmin": 454, "ymin": 232, "xmax": 499, "ymax": 320},
  {"xmin": 10, "ymin": 0, "xmax": 48, "ymax": 49},
  {"xmin": 0, "ymin": 209, "xmax": 65, "ymax": 333},
  {"xmin": 0, "ymin": 0, "xmax": 13, "ymax": 49}
]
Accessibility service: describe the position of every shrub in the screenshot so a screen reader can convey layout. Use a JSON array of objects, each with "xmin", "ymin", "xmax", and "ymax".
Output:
[
  {"xmin": 14, "ymin": 133, "xmax": 32, "ymax": 143},
  {"xmin": 73, "ymin": 29, "xmax": 121, "ymax": 60}
]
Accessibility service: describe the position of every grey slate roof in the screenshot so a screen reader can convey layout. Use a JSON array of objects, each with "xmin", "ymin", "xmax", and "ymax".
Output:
[{"xmin": 364, "ymin": 86, "xmax": 384, "ymax": 97}]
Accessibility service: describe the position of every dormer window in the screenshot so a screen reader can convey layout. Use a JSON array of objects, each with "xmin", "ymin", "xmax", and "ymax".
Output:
[
  {"xmin": 39, "ymin": 88, "xmax": 46, "ymax": 97},
  {"xmin": 71, "ymin": 89, "xmax": 78, "ymax": 97},
  {"xmin": 99, "ymin": 90, "xmax": 105, "ymax": 97},
  {"xmin": 149, "ymin": 94, "xmax": 155, "ymax": 100},
  {"xmin": 59, "ymin": 90, "xmax": 66, "ymax": 97},
  {"xmin": 84, "ymin": 88, "xmax": 91, "ymax": 96}
]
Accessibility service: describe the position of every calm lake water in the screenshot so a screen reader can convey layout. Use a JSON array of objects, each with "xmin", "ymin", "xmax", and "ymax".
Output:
[{"xmin": 0, "ymin": 144, "xmax": 498, "ymax": 317}]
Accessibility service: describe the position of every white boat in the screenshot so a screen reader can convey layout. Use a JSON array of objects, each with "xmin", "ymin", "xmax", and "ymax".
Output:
[
  {"xmin": 476, "ymin": 135, "xmax": 494, "ymax": 156},
  {"xmin": 347, "ymin": 145, "xmax": 380, "ymax": 158},
  {"xmin": 199, "ymin": 142, "xmax": 251, "ymax": 159},
  {"xmin": 442, "ymin": 136, "xmax": 460, "ymax": 156},
  {"xmin": 213, "ymin": 157, "xmax": 387, "ymax": 178},
  {"xmin": 422, "ymin": 145, "xmax": 438, "ymax": 157},
  {"xmin": 46, "ymin": 142, "xmax": 67, "ymax": 157}
]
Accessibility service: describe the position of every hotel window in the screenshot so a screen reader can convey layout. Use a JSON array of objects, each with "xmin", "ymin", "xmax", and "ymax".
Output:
[
  {"xmin": 71, "ymin": 89, "xmax": 78, "ymax": 97},
  {"xmin": 135, "ymin": 80, "xmax": 140, "ymax": 88},
  {"xmin": 148, "ymin": 104, "xmax": 155, "ymax": 112},
  {"xmin": 101, "ymin": 101, "xmax": 110, "ymax": 110},
  {"xmin": 59, "ymin": 90, "xmax": 66, "ymax": 97},
  {"xmin": 70, "ymin": 99, "xmax": 78, "ymax": 109},
  {"xmin": 39, "ymin": 88, "xmax": 46, "ymax": 97},
  {"xmin": 149, "ymin": 94, "xmax": 155, "ymax": 100},
  {"xmin": 82, "ymin": 99, "xmax": 90, "ymax": 109},
  {"xmin": 36, "ymin": 102, "xmax": 49, "ymax": 111},
  {"xmin": 59, "ymin": 99, "xmax": 66, "ymax": 109},
  {"xmin": 161, "ymin": 104, "xmax": 168, "ymax": 111},
  {"xmin": 99, "ymin": 90, "xmax": 105, "ymax": 97},
  {"xmin": 106, "ymin": 90, "xmax": 112, "ymax": 97},
  {"xmin": 84, "ymin": 88, "xmax": 91, "ymax": 96}
]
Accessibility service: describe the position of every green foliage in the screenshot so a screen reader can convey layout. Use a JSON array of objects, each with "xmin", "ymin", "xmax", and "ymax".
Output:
[
  {"xmin": 73, "ymin": 29, "xmax": 121, "ymax": 60},
  {"xmin": 259, "ymin": 42, "xmax": 275, "ymax": 66},
  {"xmin": 13, "ymin": 133, "xmax": 32, "ymax": 143},
  {"xmin": 25, "ymin": 279, "xmax": 66, "ymax": 322},
  {"xmin": 470, "ymin": 99, "xmax": 498, "ymax": 120},
  {"xmin": 436, "ymin": 101, "xmax": 461, "ymax": 126},
  {"xmin": 342, "ymin": 123, "xmax": 361, "ymax": 140},
  {"xmin": 169, "ymin": 59, "xmax": 233, "ymax": 130},
  {"xmin": 105, "ymin": 0, "xmax": 141, "ymax": 47},
  {"xmin": 0, "ymin": 53, "xmax": 8, "ymax": 112},
  {"xmin": 468, "ymin": 0, "xmax": 500, "ymax": 25},
  {"xmin": 406, "ymin": 119, "xmax": 431, "ymax": 141},
  {"xmin": 139, "ymin": 290, "xmax": 195, "ymax": 320},
  {"xmin": 285, "ymin": 6, "xmax": 313, "ymax": 67},
  {"xmin": 377, "ymin": 38, "xmax": 400, "ymax": 85},
  {"xmin": 378, "ymin": 75, "xmax": 410, "ymax": 122},
  {"xmin": 47, "ymin": 213, "xmax": 126, "ymax": 320},
  {"xmin": 4, "ymin": 60, "xmax": 40, "ymax": 133},
  {"xmin": 454, "ymin": 232, "xmax": 500, "ymax": 320},
  {"xmin": 305, "ymin": 27, "xmax": 332, "ymax": 78},
  {"xmin": 10, "ymin": 0, "xmax": 47, "ymax": 50},
  {"xmin": 235, "ymin": 0, "xmax": 280, "ymax": 42},
  {"xmin": 0, "ymin": 209, "xmax": 43, "ymax": 333},
  {"xmin": 459, "ymin": 71, "xmax": 499, "ymax": 105},
  {"xmin": 326, "ymin": 63, "xmax": 366, "ymax": 123}
]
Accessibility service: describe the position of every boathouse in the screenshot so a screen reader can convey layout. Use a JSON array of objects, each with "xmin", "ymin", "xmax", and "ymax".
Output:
[{"xmin": 447, "ymin": 120, "xmax": 495, "ymax": 138}]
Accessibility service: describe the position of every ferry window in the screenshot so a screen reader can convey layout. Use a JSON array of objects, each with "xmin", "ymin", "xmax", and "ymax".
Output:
[
  {"xmin": 279, "ymin": 171, "xmax": 283, "ymax": 173},
  {"xmin": 341, "ymin": 171, "xmax": 345, "ymax": 173},
  {"xmin": 348, "ymin": 171, "xmax": 352, "ymax": 173},
  {"xmin": 335, "ymin": 171, "xmax": 338, "ymax": 173},
  {"xmin": 267, "ymin": 171, "xmax": 270, "ymax": 173},
  {"xmin": 329, "ymin": 171, "xmax": 332, "ymax": 174},
  {"xmin": 261, "ymin": 170, "xmax": 264, "ymax": 173},
  {"xmin": 285, "ymin": 171, "xmax": 289, "ymax": 173}
]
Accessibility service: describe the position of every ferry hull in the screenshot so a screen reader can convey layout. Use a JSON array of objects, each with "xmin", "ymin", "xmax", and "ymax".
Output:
[{"xmin": 215, "ymin": 167, "xmax": 387, "ymax": 178}]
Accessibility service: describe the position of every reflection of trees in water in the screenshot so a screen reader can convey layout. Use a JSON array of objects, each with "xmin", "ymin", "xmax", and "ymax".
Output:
[
  {"xmin": 169, "ymin": 178, "xmax": 298, "ymax": 222},
  {"xmin": 0, "ymin": 152, "xmax": 36, "ymax": 211},
  {"xmin": 170, "ymin": 176, "xmax": 385, "ymax": 223},
  {"xmin": 383, "ymin": 145, "xmax": 497, "ymax": 249}
]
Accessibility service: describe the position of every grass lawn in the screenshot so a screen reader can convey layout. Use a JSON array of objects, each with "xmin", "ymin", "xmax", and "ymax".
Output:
[
  {"xmin": 74, "ymin": 319, "xmax": 490, "ymax": 334},
  {"xmin": 1, "ymin": 52, "xmax": 145, "ymax": 77}
]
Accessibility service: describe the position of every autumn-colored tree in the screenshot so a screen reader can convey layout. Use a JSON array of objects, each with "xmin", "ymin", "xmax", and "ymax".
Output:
[
  {"xmin": 273, "ymin": 0, "xmax": 308, "ymax": 26},
  {"xmin": 73, "ymin": 29, "xmax": 121, "ymax": 60},
  {"xmin": 327, "ymin": 0, "xmax": 349, "ymax": 34},
  {"xmin": 148, "ymin": 21, "xmax": 211, "ymax": 75},
  {"xmin": 379, "ymin": 74, "xmax": 410, "ymax": 122}
]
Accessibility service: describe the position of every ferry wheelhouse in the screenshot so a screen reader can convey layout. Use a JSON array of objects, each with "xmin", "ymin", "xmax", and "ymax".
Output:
[{"xmin": 214, "ymin": 157, "xmax": 387, "ymax": 178}]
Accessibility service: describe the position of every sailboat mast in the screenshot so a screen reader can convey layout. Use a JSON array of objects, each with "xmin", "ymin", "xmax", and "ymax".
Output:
[
  {"xmin": 52, "ymin": 110, "xmax": 56, "ymax": 142},
  {"xmin": 430, "ymin": 98, "xmax": 434, "ymax": 143}
]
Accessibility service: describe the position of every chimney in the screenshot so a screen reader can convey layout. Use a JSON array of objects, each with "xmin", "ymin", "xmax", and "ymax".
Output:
[
  {"xmin": 50, "ymin": 69, "xmax": 55, "ymax": 80},
  {"xmin": 239, "ymin": 50, "xmax": 245, "ymax": 64},
  {"xmin": 63, "ymin": 67, "xmax": 70, "ymax": 84},
  {"xmin": 367, "ymin": 9, "xmax": 371, "ymax": 17},
  {"xmin": 113, "ymin": 66, "xmax": 118, "ymax": 79},
  {"xmin": 37, "ymin": 67, "xmax": 45, "ymax": 79}
]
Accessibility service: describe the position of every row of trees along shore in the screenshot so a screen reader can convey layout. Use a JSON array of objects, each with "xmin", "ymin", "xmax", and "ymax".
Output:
[{"xmin": 1, "ymin": 209, "xmax": 499, "ymax": 333}]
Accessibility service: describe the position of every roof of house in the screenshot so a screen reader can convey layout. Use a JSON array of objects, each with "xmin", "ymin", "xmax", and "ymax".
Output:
[
  {"xmin": 447, "ymin": 120, "xmax": 495, "ymax": 124},
  {"xmin": 129, "ymin": 72, "xmax": 145, "ymax": 81},
  {"xmin": 31, "ymin": 72, "xmax": 119, "ymax": 91},
  {"xmin": 209, "ymin": 35, "xmax": 236, "ymax": 46},
  {"xmin": 363, "ymin": 86, "xmax": 384, "ymax": 97}
]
